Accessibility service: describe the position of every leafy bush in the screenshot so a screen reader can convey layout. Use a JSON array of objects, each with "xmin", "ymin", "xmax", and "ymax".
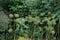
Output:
[{"xmin": 0, "ymin": 0, "xmax": 60, "ymax": 40}]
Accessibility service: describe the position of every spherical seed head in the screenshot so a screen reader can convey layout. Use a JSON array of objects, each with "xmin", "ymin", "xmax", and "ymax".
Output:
[
  {"xmin": 14, "ymin": 14, "xmax": 19, "ymax": 18},
  {"xmin": 8, "ymin": 28, "xmax": 13, "ymax": 33},
  {"xmin": 9, "ymin": 14, "xmax": 14, "ymax": 18}
]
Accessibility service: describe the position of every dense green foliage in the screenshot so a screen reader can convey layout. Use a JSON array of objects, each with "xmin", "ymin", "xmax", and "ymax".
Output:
[{"xmin": 0, "ymin": 0, "xmax": 60, "ymax": 40}]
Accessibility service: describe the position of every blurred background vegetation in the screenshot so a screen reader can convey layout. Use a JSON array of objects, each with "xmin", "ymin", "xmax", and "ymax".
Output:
[{"xmin": 0, "ymin": 0, "xmax": 60, "ymax": 40}]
